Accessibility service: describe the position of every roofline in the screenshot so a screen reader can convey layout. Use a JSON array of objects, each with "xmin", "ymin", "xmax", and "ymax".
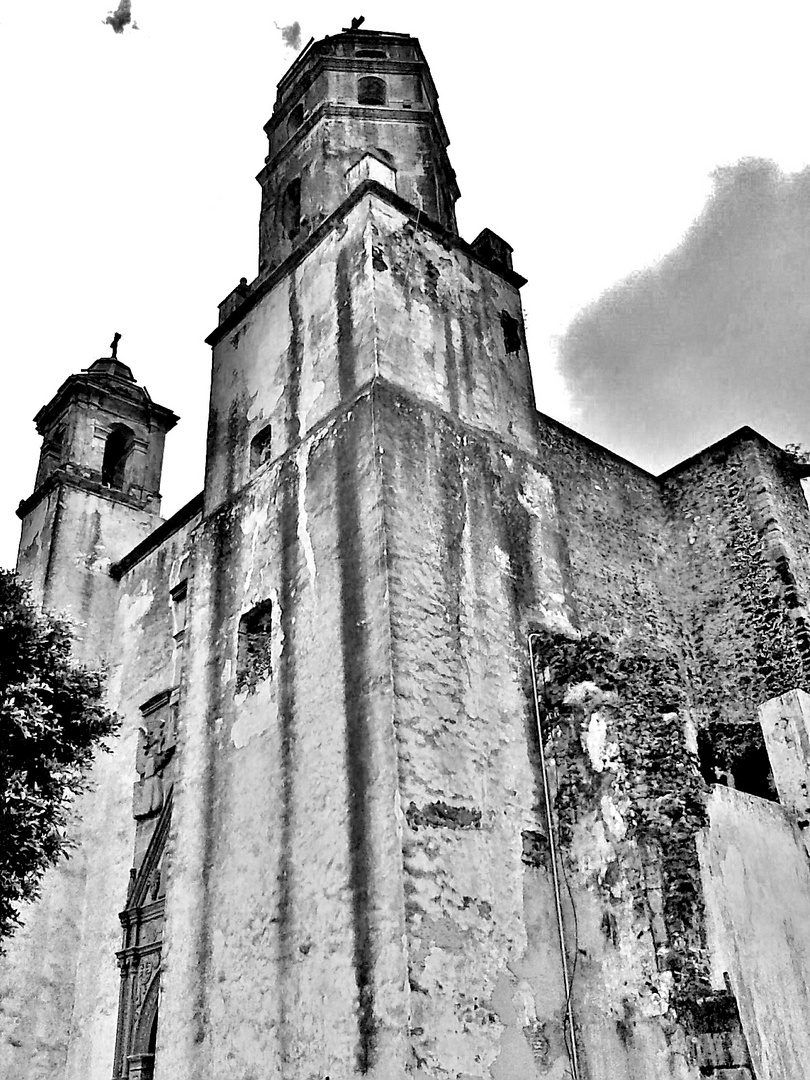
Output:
[
  {"xmin": 276, "ymin": 29, "xmax": 416, "ymax": 100},
  {"xmin": 109, "ymin": 491, "xmax": 204, "ymax": 580},
  {"xmin": 533, "ymin": 408, "xmax": 658, "ymax": 481},
  {"xmin": 658, "ymin": 425, "xmax": 796, "ymax": 480},
  {"xmin": 207, "ymin": 180, "xmax": 527, "ymax": 348}
]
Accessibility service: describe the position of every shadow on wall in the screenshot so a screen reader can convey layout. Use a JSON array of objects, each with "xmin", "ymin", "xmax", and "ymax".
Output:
[{"xmin": 558, "ymin": 158, "xmax": 810, "ymax": 473}]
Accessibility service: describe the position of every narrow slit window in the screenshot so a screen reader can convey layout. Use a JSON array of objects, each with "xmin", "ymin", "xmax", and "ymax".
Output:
[
  {"xmin": 250, "ymin": 425, "xmax": 273, "ymax": 470},
  {"xmin": 358, "ymin": 76, "xmax": 387, "ymax": 106},
  {"xmin": 282, "ymin": 177, "xmax": 302, "ymax": 239},
  {"xmin": 237, "ymin": 600, "xmax": 273, "ymax": 693}
]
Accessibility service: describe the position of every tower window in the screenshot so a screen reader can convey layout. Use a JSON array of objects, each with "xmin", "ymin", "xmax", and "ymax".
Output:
[
  {"xmin": 102, "ymin": 424, "xmax": 135, "ymax": 490},
  {"xmin": 45, "ymin": 426, "xmax": 64, "ymax": 458},
  {"xmin": 500, "ymin": 311, "xmax": 522, "ymax": 355},
  {"xmin": 237, "ymin": 600, "xmax": 273, "ymax": 693},
  {"xmin": 356, "ymin": 49, "xmax": 387, "ymax": 58},
  {"xmin": 282, "ymin": 177, "xmax": 301, "ymax": 239},
  {"xmin": 358, "ymin": 76, "xmax": 387, "ymax": 106},
  {"xmin": 250, "ymin": 425, "xmax": 273, "ymax": 470},
  {"xmin": 288, "ymin": 103, "xmax": 304, "ymax": 137}
]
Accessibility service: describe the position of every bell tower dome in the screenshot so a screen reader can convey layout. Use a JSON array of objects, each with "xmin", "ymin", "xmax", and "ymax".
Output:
[{"xmin": 256, "ymin": 26, "xmax": 460, "ymax": 276}]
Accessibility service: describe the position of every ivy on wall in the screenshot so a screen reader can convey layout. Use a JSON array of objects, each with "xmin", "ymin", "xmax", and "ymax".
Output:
[{"xmin": 531, "ymin": 628, "xmax": 714, "ymax": 1023}]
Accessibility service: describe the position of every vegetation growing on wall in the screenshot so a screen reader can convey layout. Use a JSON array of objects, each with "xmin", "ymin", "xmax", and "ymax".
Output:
[
  {"xmin": 531, "ymin": 628, "xmax": 713, "ymax": 1023},
  {"xmin": 0, "ymin": 570, "xmax": 116, "ymax": 949}
]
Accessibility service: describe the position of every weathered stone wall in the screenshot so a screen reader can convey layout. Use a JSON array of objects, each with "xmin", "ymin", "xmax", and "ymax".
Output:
[
  {"xmin": 533, "ymin": 416, "xmax": 679, "ymax": 646},
  {"xmin": 16, "ymin": 486, "xmax": 155, "ymax": 639},
  {"xmin": 371, "ymin": 199, "xmax": 538, "ymax": 454},
  {"xmin": 664, "ymin": 433, "xmax": 810, "ymax": 725},
  {"xmin": 204, "ymin": 196, "xmax": 376, "ymax": 514},
  {"xmin": 161, "ymin": 396, "xmax": 412, "ymax": 1079},
  {"xmin": 0, "ymin": 483, "xmax": 166, "ymax": 1080},
  {"xmin": 378, "ymin": 385, "xmax": 714, "ymax": 1078},
  {"xmin": 60, "ymin": 512, "xmax": 197, "ymax": 1080}
]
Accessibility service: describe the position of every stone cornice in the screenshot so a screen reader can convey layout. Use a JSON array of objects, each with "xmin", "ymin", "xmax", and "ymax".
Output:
[{"xmin": 17, "ymin": 469, "xmax": 161, "ymax": 520}]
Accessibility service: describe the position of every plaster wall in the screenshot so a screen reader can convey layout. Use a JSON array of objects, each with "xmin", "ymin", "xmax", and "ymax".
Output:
[
  {"xmin": 16, "ymin": 486, "xmax": 156, "ymax": 663},
  {"xmin": 161, "ymin": 396, "xmax": 410, "ymax": 1080},
  {"xmin": 205, "ymin": 196, "xmax": 376, "ymax": 513},
  {"xmin": 0, "ymin": 494, "xmax": 195, "ymax": 1080},
  {"xmin": 371, "ymin": 200, "xmax": 537, "ymax": 453},
  {"xmin": 262, "ymin": 110, "xmax": 446, "ymax": 262},
  {"xmin": 699, "ymin": 785, "xmax": 810, "ymax": 1080}
]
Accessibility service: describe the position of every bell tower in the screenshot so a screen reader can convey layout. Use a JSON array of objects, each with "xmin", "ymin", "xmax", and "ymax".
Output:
[
  {"xmin": 256, "ymin": 26, "xmax": 460, "ymax": 276},
  {"xmin": 16, "ymin": 338, "xmax": 178, "ymax": 652}
]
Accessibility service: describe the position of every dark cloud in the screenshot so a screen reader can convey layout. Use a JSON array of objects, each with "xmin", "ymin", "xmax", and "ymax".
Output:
[
  {"xmin": 280, "ymin": 21, "xmax": 302, "ymax": 51},
  {"xmin": 103, "ymin": 0, "xmax": 137, "ymax": 33},
  {"xmin": 558, "ymin": 159, "xmax": 810, "ymax": 472}
]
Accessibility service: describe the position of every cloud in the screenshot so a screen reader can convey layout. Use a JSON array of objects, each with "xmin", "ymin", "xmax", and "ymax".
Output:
[
  {"xmin": 558, "ymin": 159, "xmax": 810, "ymax": 472},
  {"xmin": 103, "ymin": 0, "xmax": 137, "ymax": 34},
  {"xmin": 280, "ymin": 21, "xmax": 301, "ymax": 51}
]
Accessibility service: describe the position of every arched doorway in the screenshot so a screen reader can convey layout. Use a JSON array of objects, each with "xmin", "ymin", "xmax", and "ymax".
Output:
[{"xmin": 126, "ymin": 970, "xmax": 159, "ymax": 1080}]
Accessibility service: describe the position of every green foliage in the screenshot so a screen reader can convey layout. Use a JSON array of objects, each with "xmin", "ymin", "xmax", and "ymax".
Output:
[{"xmin": 0, "ymin": 570, "xmax": 117, "ymax": 949}]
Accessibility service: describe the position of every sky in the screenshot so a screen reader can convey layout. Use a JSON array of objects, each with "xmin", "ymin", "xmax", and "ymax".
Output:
[{"xmin": 1, "ymin": 0, "xmax": 809, "ymax": 567}]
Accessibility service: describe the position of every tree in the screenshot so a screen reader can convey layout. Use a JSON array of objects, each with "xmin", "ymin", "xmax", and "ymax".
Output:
[{"xmin": 0, "ymin": 570, "xmax": 117, "ymax": 948}]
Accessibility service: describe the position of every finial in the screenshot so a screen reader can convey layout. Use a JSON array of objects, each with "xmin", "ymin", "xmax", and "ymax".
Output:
[
  {"xmin": 110, "ymin": 332, "xmax": 121, "ymax": 359},
  {"xmin": 350, "ymin": 15, "xmax": 365, "ymax": 29}
]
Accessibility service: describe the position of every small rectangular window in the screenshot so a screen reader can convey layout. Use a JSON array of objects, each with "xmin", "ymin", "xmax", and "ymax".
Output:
[
  {"xmin": 237, "ymin": 600, "xmax": 273, "ymax": 693},
  {"xmin": 250, "ymin": 425, "xmax": 273, "ymax": 470}
]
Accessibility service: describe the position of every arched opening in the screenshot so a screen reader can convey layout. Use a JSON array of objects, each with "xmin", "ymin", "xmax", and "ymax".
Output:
[
  {"xmin": 358, "ymin": 76, "xmax": 387, "ymax": 106},
  {"xmin": 147, "ymin": 1009, "xmax": 158, "ymax": 1055},
  {"xmin": 282, "ymin": 177, "xmax": 302, "ymax": 239},
  {"xmin": 127, "ymin": 970, "xmax": 160, "ymax": 1080},
  {"xmin": 101, "ymin": 424, "xmax": 135, "ymax": 490}
]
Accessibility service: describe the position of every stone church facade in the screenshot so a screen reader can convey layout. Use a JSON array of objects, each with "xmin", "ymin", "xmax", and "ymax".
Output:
[{"xmin": 3, "ymin": 24, "xmax": 810, "ymax": 1080}]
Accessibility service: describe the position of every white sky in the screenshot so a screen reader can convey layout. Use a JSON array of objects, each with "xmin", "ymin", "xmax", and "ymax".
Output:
[{"xmin": 1, "ymin": 0, "xmax": 809, "ymax": 568}]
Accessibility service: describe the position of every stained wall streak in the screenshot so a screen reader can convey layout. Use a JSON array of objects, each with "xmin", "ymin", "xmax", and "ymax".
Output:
[
  {"xmin": 336, "ymin": 246, "xmax": 357, "ymax": 402},
  {"xmin": 195, "ymin": 506, "xmax": 236, "ymax": 1046},
  {"xmin": 286, "ymin": 284, "xmax": 303, "ymax": 446},
  {"xmin": 276, "ymin": 456, "xmax": 300, "ymax": 1061},
  {"xmin": 335, "ymin": 263, "xmax": 377, "ymax": 1068}
]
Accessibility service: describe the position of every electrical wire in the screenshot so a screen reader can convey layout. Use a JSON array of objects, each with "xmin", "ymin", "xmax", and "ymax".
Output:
[{"xmin": 528, "ymin": 634, "xmax": 581, "ymax": 1080}]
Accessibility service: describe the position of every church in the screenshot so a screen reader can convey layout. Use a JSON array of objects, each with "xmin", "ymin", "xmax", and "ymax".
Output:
[{"xmin": 3, "ymin": 23, "xmax": 810, "ymax": 1080}]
